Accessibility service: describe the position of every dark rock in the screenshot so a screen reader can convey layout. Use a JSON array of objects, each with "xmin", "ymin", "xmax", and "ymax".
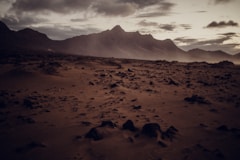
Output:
[
  {"xmin": 216, "ymin": 125, "xmax": 229, "ymax": 131},
  {"xmin": 133, "ymin": 105, "xmax": 142, "ymax": 110},
  {"xmin": 16, "ymin": 141, "xmax": 46, "ymax": 153},
  {"xmin": 122, "ymin": 120, "xmax": 137, "ymax": 132},
  {"xmin": 0, "ymin": 100, "xmax": 6, "ymax": 108},
  {"xmin": 128, "ymin": 137, "xmax": 134, "ymax": 143},
  {"xmin": 81, "ymin": 121, "xmax": 91, "ymax": 126},
  {"xmin": 128, "ymin": 68, "xmax": 133, "ymax": 72},
  {"xmin": 142, "ymin": 123, "xmax": 161, "ymax": 138},
  {"xmin": 158, "ymin": 141, "xmax": 167, "ymax": 147},
  {"xmin": 184, "ymin": 95, "xmax": 210, "ymax": 104},
  {"xmin": 99, "ymin": 120, "xmax": 116, "ymax": 128},
  {"xmin": 23, "ymin": 98, "xmax": 34, "ymax": 108},
  {"xmin": 168, "ymin": 78, "xmax": 179, "ymax": 86},
  {"xmin": 85, "ymin": 127, "xmax": 103, "ymax": 141},
  {"xmin": 89, "ymin": 81, "xmax": 95, "ymax": 85},
  {"xmin": 110, "ymin": 83, "xmax": 118, "ymax": 88},
  {"xmin": 161, "ymin": 126, "xmax": 178, "ymax": 141}
]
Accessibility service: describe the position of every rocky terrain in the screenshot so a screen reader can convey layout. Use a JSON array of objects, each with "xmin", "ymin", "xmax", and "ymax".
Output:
[{"xmin": 0, "ymin": 53, "xmax": 240, "ymax": 160}]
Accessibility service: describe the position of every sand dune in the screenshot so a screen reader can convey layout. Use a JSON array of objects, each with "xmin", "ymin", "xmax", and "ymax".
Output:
[{"xmin": 0, "ymin": 53, "xmax": 240, "ymax": 160}]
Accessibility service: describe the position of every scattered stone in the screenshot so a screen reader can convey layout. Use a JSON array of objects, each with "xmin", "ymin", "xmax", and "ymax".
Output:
[
  {"xmin": 85, "ymin": 127, "xmax": 103, "ymax": 141},
  {"xmin": 89, "ymin": 81, "xmax": 95, "ymax": 85},
  {"xmin": 142, "ymin": 123, "xmax": 161, "ymax": 138},
  {"xmin": 110, "ymin": 83, "xmax": 118, "ymax": 88},
  {"xmin": 128, "ymin": 68, "xmax": 133, "ymax": 72},
  {"xmin": 128, "ymin": 137, "xmax": 134, "ymax": 143},
  {"xmin": 161, "ymin": 126, "xmax": 178, "ymax": 141},
  {"xmin": 99, "ymin": 120, "xmax": 117, "ymax": 128},
  {"xmin": 16, "ymin": 141, "xmax": 46, "ymax": 153},
  {"xmin": 122, "ymin": 120, "xmax": 137, "ymax": 132},
  {"xmin": 133, "ymin": 105, "xmax": 142, "ymax": 110},
  {"xmin": 184, "ymin": 95, "xmax": 211, "ymax": 104},
  {"xmin": 216, "ymin": 125, "xmax": 229, "ymax": 131},
  {"xmin": 0, "ymin": 100, "xmax": 6, "ymax": 108},
  {"xmin": 81, "ymin": 121, "xmax": 91, "ymax": 126},
  {"xmin": 168, "ymin": 78, "xmax": 179, "ymax": 86},
  {"xmin": 158, "ymin": 141, "xmax": 167, "ymax": 147},
  {"xmin": 23, "ymin": 98, "xmax": 34, "ymax": 109},
  {"xmin": 17, "ymin": 115, "xmax": 35, "ymax": 124}
]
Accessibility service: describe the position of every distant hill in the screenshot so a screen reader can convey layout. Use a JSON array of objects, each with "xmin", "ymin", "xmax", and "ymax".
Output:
[{"xmin": 0, "ymin": 21, "xmax": 239, "ymax": 63}]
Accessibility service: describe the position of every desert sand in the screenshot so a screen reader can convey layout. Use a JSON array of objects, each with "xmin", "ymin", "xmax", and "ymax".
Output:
[{"xmin": 0, "ymin": 53, "xmax": 240, "ymax": 160}]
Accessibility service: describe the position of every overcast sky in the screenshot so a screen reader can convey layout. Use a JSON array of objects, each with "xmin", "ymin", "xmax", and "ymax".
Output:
[{"xmin": 0, "ymin": 0, "xmax": 239, "ymax": 54}]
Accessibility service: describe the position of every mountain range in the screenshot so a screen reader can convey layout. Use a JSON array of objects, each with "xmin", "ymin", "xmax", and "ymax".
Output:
[{"xmin": 0, "ymin": 21, "xmax": 239, "ymax": 63}]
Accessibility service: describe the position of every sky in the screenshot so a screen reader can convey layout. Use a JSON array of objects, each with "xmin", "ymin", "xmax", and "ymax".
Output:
[{"xmin": 0, "ymin": 0, "xmax": 240, "ymax": 54}]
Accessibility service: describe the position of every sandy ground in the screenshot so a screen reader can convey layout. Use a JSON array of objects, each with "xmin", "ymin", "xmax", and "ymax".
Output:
[{"xmin": 0, "ymin": 53, "xmax": 240, "ymax": 160}]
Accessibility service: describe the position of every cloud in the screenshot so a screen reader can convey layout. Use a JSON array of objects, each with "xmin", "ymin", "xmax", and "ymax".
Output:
[
  {"xmin": 70, "ymin": 18, "xmax": 87, "ymax": 22},
  {"xmin": 159, "ymin": 24, "xmax": 176, "ymax": 31},
  {"xmin": 175, "ymin": 33, "xmax": 240, "ymax": 54},
  {"xmin": 92, "ymin": 0, "xmax": 137, "ymax": 16},
  {"xmin": 219, "ymin": 32, "xmax": 237, "ymax": 36},
  {"xmin": 0, "ymin": 14, "xmax": 47, "ymax": 29},
  {"xmin": 174, "ymin": 37, "xmax": 198, "ymax": 44},
  {"xmin": 10, "ymin": 0, "xmax": 94, "ymax": 14},
  {"xmin": 180, "ymin": 24, "xmax": 192, "ymax": 30},
  {"xmin": 214, "ymin": 0, "xmax": 233, "ymax": 4},
  {"xmin": 206, "ymin": 20, "xmax": 238, "ymax": 28},
  {"xmin": 121, "ymin": 0, "xmax": 161, "ymax": 8},
  {"xmin": 138, "ymin": 20, "xmax": 158, "ymax": 27}
]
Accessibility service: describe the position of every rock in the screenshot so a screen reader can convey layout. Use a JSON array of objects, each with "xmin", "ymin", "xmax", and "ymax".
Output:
[
  {"xmin": 216, "ymin": 125, "xmax": 229, "ymax": 131},
  {"xmin": 158, "ymin": 141, "xmax": 167, "ymax": 147},
  {"xmin": 85, "ymin": 127, "xmax": 103, "ymax": 141},
  {"xmin": 23, "ymin": 98, "xmax": 34, "ymax": 108},
  {"xmin": 122, "ymin": 120, "xmax": 137, "ymax": 132},
  {"xmin": 16, "ymin": 141, "xmax": 46, "ymax": 153},
  {"xmin": 168, "ymin": 78, "xmax": 179, "ymax": 86},
  {"xmin": 184, "ymin": 95, "xmax": 211, "ymax": 104},
  {"xmin": 133, "ymin": 105, "xmax": 141, "ymax": 110},
  {"xmin": 142, "ymin": 123, "xmax": 161, "ymax": 138},
  {"xmin": 99, "ymin": 120, "xmax": 116, "ymax": 128},
  {"xmin": 161, "ymin": 126, "xmax": 178, "ymax": 141},
  {"xmin": 81, "ymin": 121, "xmax": 91, "ymax": 126},
  {"xmin": 0, "ymin": 100, "xmax": 6, "ymax": 108},
  {"xmin": 128, "ymin": 68, "xmax": 133, "ymax": 72},
  {"xmin": 110, "ymin": 83, "xmax": 118, "ymax": 88},
  {"xmin": 89, "ymin": 81, "xmax": 95, "ymax": 85}
]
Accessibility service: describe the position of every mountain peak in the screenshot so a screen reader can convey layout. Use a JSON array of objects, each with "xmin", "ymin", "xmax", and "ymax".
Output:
[
  {"xmin": 0, "ymin": 21, "xmax": 11, "ymax": 33},
  {"xmin": 111, "ymin": 25, "xmax": 125, "ymax": 33}
]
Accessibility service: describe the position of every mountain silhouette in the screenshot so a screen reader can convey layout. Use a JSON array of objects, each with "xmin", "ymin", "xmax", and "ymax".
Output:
[{"xmin": 0, "ymin": 21, "xmax": 239, "ymax": 62}]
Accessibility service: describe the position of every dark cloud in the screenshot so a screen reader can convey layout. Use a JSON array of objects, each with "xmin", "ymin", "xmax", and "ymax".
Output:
[
  {"xmin": 92, "ymin": 0, "xmax": 137, "ymax": 16},
  {"xmin": 180, "ymin": 24, "xmax": 192, "ymax": 30},
  {"xmin": 120, "ymin": 0, "xmax": 161, "ymax": 8},
  {"xmin": 138, "ymin": 20, "xmax": 191, "ymax": 32},
  {"xmin": 136, "ymin": 2, "xmax": 175, "ymax": 18},
  {"xmin": 174, "ymin": 37, "xmax": 198, "ymax": 44},
  {"xmin": 196, "ymin": 11, "xmax": 207, "ymax": 13},
  {"xmin": 214, "ymin": 0, "xmax": 232, "ymax": 4},
  {"xmin": 0, "ymin": 14, "xmax": 47, "ymax": 30},
  {"xmin": 206, "ymin": 20, "xmax": 238, "ymax": 28},
  {"xmin": 219, "ymin": 32, "xmax": 237, "ymax": 36},
  {"xmin": 11, "ymin": 0, "xmax": 94, "ymax": 14},
  {"xmin": 175, "ymin": 34, "xmax": 240, "ymax": 54},
  {"xmin": 9, "ymin": 0, "xmax": 174, "ymax": 17},
  {"xmin": 138, "ymin": 20, "xmax": 158, "ymax": 27},
  {"xmin": 159, "ymin": 24, "xmax": 176, "ymax": 31},
  {"xmin": 70, "ymin": 18, "xmax": 87, "ymax": 22}
]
